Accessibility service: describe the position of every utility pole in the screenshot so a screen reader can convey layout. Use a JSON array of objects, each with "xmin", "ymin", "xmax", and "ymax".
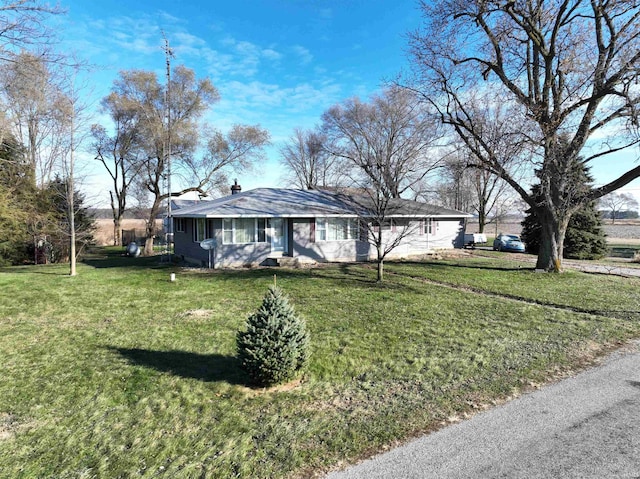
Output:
[{"xmin": 162, "ymin": 32, "xmax": 174, "ymax": 259}]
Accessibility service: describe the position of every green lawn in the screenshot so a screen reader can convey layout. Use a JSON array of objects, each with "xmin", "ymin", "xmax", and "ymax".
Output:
[
  {"xmin": 1, "ymin": 249, "xmax": 639, "ymax": 478},
  {"xmin": 386, "ymin": 256, "xmax": 640, "ymax": 321}
]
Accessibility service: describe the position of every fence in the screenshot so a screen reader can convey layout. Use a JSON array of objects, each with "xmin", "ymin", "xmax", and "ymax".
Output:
[{"xmin": 121, "ymin": 228, "xmax": 165, "ymax": 246}]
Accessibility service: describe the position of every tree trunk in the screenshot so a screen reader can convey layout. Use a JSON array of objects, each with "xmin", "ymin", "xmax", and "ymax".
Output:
[
  {"xmin": 68, "ymin": 117, "xmax": 76, "ymax": 277},
  {"xmin": 535, "ymin": 209, "xmax": 569, "ymax": 272},
  {"xmin": 113, "ymin": 216, "xmax": 122, "ymax": 246},
  {"xmin": 69, "ymin": 196, "xmax": 76, "ymax": 276},
  {"xmin": 376, "ymin": 243, "xmax": 384, "ymax": 282},
  {"xmin": 110, "ymin": 191, "xmax": 123, "ymax": 246},
  {"xmin": 143, "ymin": 199, "xmax": 161, "ymax": 256},
  {"xmin": 478, "ymin": 210, "xmax": 486, "ymax": 234},
  {"xmin": 377, "ymin": 258, "xmax": 384, "ymax": 282},
  {"xmin": 144, "ymin": 235, "xmax": 155, "ymax": 256}
]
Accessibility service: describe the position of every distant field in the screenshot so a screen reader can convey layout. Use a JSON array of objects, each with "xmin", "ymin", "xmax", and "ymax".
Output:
[
  {"xmin": 94, "ymin": 219, "xmax": 162, "ymax": 246},
  {"xmin": 466, "ymin": 219, "xmax": 640, "ymax": 244}
]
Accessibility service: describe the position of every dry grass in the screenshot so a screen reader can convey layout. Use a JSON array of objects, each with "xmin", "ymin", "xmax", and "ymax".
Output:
[{"xmin": 93, "ymin": 219, "xmax": 162, "ymax": 246}]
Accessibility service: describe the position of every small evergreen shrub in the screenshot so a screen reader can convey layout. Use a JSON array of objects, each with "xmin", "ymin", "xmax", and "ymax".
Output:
[{"xmin": 237, "ymin": 286, "xmax": 310, "ymax": 387}]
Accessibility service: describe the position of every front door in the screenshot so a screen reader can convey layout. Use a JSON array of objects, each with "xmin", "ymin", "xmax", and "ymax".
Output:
[{"xmin": 268, "ymin": 218, "xmax": 287, "ymax": 255}]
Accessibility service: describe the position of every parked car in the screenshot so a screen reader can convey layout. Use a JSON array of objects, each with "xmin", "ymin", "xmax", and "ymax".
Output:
[{"xmin": 493, "ymin": 234, "xmax": 525, "ymax": 252}]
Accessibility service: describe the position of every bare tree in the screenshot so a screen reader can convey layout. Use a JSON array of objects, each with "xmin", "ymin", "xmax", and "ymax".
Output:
[
  {"xmin": 599, "ymin": 192, "xmax": 639, "ymax": 224},
  {"xmin": 101, "ymin": 65, "xmax": 270, "ymax": 255},
  {"xmin": 322, "ymin": 86, "xmax": 444, "ymax": 199},
  {"xmin": 279, "ymin": 127, "xmax": 343, "ymax": 189},
  {"xmin": 58, "ymin": 68, "xmax": 93, "ymax": 276},
  {"xmin": 0, "ymin": 51, "xmax": 69, "ymax": 186},
  {"xmin": 353, "ymin": 192, "xmax": 426, "ymax": 282},
  {"xmin": 321, "ymin": 86, "xmax": 444, "ymax": 281},
  {"xmin": 0, "ymin": 0, "xmax": 64, "ymax": 62},
  {"xmin": 177, "ymin": 123, "xmax": 270, "ymax": 196},
  {"xmin": 410, "ymin": 0, "xmax": 640, "ymax": 272},
  {"xmin": 434, "ymin": 151, "xmax": 474, "ymax": 212},
  {"xmin": 92, "ymin": 93, "xmax": 142, "ymax": 246}
]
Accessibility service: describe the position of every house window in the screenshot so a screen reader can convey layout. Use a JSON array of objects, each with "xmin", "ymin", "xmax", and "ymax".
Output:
[
  {"xmin": 316, "ymin": 219, "xmax": 327, "ymax": 241},
  {"xmin": 194, "ymin": 218, "xmax": 206, "ymax": 242},
  {"xmin": 235, "ymin": 218, "xmax": 256, "ymax": 244},
  {"xmin": 223, "ymin": 218, "xmax": 233, "ymax": 244},
  {"xmin": 316, "ymin": 218, "xmax": 358, "ymax": 241},
  {"xmin": 222, "ymin": 218, "xmax": 268, "ymax": 244},
  {"xmin": 257, "ymin": 218, "xmax": 266, "ymax": 242},
  {"xmin": 174, "ymin": 218, "xmax": 185, "ymax": 233},
  {"xmin": 421, "ymin": 218, "xmax": 434, "ymax": 235}
]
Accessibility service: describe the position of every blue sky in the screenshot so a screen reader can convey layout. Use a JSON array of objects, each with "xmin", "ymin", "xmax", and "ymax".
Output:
[
  {"xmin": 59, "ymin": 0, "xmax": 422, "ymax": 205},
  {"xmin": 57, "ymin": 0, "xmax": 640, "ymax": 206}
]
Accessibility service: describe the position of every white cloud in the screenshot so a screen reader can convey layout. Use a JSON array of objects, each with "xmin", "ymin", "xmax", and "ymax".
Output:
[
  {"xmin": 262, "ymin": 48, "xmax": 282, "ymax": 61},
  {"xmin": 173, "ymin": 32, "xmax": 207, "ymax": 49},
  {"xmin": 291, "ymin": 45, "xmax": 313, "ymax": 65}
]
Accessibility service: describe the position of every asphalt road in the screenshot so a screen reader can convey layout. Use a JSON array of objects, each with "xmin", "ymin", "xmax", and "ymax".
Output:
[{"xmin": 326, "ymin": 342, "xmax": 640, "ymax": 479}]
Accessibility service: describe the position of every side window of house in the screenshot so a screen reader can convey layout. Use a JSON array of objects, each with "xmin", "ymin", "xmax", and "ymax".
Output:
[
  {"xmin": 194, "ymin": 218, "xmax": 206, "ymax": 242},
  {"xmin": 174, "ymin": 218, "xmax": 185, "ymax": 233},
  {"xmin": 421, "ymin": 218, "xmax": 433, "ymax": 235}
]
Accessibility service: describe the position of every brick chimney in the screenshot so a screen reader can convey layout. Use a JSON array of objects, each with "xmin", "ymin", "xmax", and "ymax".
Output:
[{"xmin": 231, "ymin": 179, "xmax": 242, "ymax": 195}]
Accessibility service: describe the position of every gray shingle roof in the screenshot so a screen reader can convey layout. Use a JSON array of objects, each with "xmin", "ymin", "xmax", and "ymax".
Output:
[{"xmin": 171, "ymin": 188, "xmax": 471, "ymax": 218}]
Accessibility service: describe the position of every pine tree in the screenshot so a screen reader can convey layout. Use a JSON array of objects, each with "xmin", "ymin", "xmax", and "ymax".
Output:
[
  {"xmin": 563, "ymin": 202, "xmax": 607, "ymax": 259},
  {"xmin": 0, "ymin": 136, "xmax": 36, "ymax": 265},
  {"xmin": 521, "ymin": 154, "xmax": 607, "ymax": 260},
  {"xmin": 42, "ymin": 175, "xmax": 96, "ymax": 263},
  {"xmin": 237, "ymin": 286, "xmax": 310, "ymax": 387}
]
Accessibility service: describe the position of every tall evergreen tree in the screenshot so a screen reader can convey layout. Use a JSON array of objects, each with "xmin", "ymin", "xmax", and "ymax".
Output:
[
  {"xmin": 0, "ymin": 135, "xmax": 36, "ymax": 265},
  {"xmin": 522, "ymin": 157, "xmax": 607, "ymax": 260},
  {"xmin": 43, "ymin": 175, "xmax": 96, "ymax": 263}
]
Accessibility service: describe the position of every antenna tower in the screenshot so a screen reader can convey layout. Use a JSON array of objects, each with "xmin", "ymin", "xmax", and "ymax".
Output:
[{"xmin": 162, "ymin": 32, "xmax": 175, "ymax": 259}]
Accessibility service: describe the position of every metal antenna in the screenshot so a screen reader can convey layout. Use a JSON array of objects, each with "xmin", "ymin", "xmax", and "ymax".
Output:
[{"xmin": 162, "ymin": 32, "xmax": 175, "ymax": 259}]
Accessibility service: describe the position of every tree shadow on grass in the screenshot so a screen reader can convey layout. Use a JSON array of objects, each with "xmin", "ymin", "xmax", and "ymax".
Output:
[
  {"xmin": 109, "ymin": 347, "xmax": 250, "ymax": 386},
  {"xmin": 83, "ymin": 254, "xmax": 170, "ymax": 270},
  {"xmin": 393, "ymin": 259, "xmax": 534, "ymax": 273}
]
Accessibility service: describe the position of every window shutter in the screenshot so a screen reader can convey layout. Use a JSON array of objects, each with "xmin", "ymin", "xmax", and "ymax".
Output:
[{"xmin": 310, "ymin": 219, "xmax": 316, "ymax": 242}]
